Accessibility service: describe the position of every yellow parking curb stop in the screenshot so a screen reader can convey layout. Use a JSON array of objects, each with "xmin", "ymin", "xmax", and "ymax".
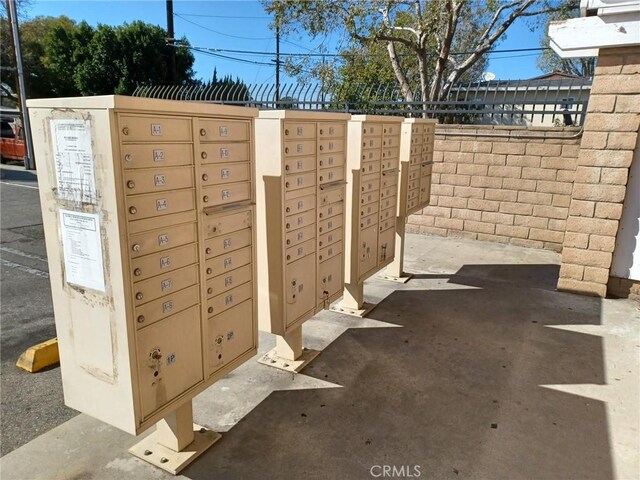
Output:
[{"xmin": 16, "ymin": 338, "xmax": 59, "ymax": 373}]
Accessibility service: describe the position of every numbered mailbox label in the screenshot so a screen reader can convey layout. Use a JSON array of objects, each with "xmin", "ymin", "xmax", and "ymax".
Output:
[
  {"xmin": 297, "ymin": 231, "xmax": 304, "ymax": 241},
  {"xmin": 222, "ymin": 190, "xmax": 231, "ymax": 200},
  {"xmin": 225, "ymin": 294, "xmax": 233, "ymax": 306},
  {"xmin": 162, "ymin": 300, "xmax": 173, "ymax": 314},
  {"xmin": 158, "ymin": 233, "xmax": 169, "ymax": 246},
  {"xmin": 296, "ymin": 144, "xmax": 303, "ymax": 153},
  {"xmin": 153, "ymin": 149, "xmax": 165, "ymax": 162},
  {"xmin": 221, "ymin": 168, "xmax": 230, "ymax": 179},
  {"xmin": 296, "ymin": 127, "xmax": 303, "ymax": 136},
  {"xmin": 166, "ymin": 353, "xmax": 176, "ymax": 365},
  {"xmin": 151, "ymin": 124, "xmax": 162, "ymax": 136},
  {"xmin": 224, "ymin": 275, "xmax": 233, "ymax": 287},
  {"xmin": 224, "ymin": 257, "xmax": 233, "ymax": 269},
  {"xmin": 154, "ymin": 174, "xmax": 166, "ymax": 187},
  {"xmin": 161, "ymin": 278, "xmax": 172, "ymax": 291},
  {"xmin": 223, "ymin": 238, "xmax": 232, "ymax": 249},
  {"xmin": 160, "ymin": 256, "xmax": 171, "ymax": 269},
  {"xmin": 219, "ymin": 126, "xmax": 228, "ymax": 137},
  {"xmin": 220, "ymin": 148, "xmax": 229, "ymax": 158},
  {"xmin": 156, "ymin": 198, "xmax": 168, "ymax": 211}
]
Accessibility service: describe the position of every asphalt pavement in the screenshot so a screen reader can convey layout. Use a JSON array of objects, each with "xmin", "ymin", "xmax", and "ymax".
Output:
[{"xmin": 0, "ymin": 163, "xmax": 77, "ymax": 455}]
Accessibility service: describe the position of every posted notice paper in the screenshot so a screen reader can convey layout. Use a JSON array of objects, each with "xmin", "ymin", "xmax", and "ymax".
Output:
[
  {"xmin": 60, "ymin": 210, "xmax": 106, "ymax": 292},
  {"xmin": 51, "ymin": 119, "xmax": 97, "ymax": 204}
]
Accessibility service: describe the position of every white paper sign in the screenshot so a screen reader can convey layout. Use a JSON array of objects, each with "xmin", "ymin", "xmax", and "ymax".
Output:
[
  {"xmin": 60, "ymin": 210, "xmax": 105, "ymax": 292},
  {"xmin": 51, "ymin": 119, "xmax": 97, "ymax": 204}
]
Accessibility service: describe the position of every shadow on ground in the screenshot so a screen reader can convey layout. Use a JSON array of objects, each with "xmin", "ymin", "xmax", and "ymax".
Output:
[{"xmin": 185, "ymin": 263, "xmax": 610, "ymax": 480}]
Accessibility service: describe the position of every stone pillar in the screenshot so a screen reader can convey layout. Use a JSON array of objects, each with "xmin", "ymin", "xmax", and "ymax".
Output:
[{"xmin": 558, "ymin": 47, "xmax": 640, "ymax": 297}]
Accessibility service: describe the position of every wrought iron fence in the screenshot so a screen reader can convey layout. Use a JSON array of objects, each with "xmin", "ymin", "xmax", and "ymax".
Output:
[{"xmin": 133, "ymin": 77, "xmax": 591, "ymax": 127}]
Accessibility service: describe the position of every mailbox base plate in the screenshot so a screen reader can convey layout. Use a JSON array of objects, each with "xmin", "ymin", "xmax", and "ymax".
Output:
[
  {"xmin": 330, "ymin": 301, "xmax": 378, "ymax": 318},
  {"xmin": 258, "ymin": 347, "xmax": 321, "ymax": 373},
  {"xmin": 129, "ymin": 424, "xmax": 221, "ymax": 475},
  {"xmin": 378, "ymin": 273, "xmax": 413, "ymax": 284}
]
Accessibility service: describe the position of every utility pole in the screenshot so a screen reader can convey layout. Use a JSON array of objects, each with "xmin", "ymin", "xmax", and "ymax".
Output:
[
  {"xmin": 166, "ymin": 0, "xmax": 177, "ymax": 85},
  {"xmin": 275, "ymin": 19, "xmax": 281, "ymax": 105},
  {"xmin": 8, "ymin": 0, "xmax": 35, "ymax": 170}
]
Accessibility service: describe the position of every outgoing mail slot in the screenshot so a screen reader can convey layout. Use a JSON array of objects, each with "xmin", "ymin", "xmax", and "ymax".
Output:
[
  {"xmin": 285, "ymin": 171, "xmax": 316, "ymax": 192},
  {"xmin": 284, "ymin": 140, "xmax": 315, "ymax": 157},
  {"xmin": 207, "ymin": 264, "xmax": 252, "ymax": 298},
  {"xmin": 202, "ymin": 182, "xmax": 251, "ymax": 207},
  {"xmin": 318, "ymin": 227, "xmax": 342, "ymax": 248},
  {"xmin": 362, "ymin": 136, "xmax": 381, "ymax": 150},
  {"xmin": 131, "ymin": 243, "xmax": 198, "ymax": 282},
  {"xmin": 318, "ymin": 201, "xmax": 343, "ymax": 220},
  {"xmin": 124, "ymin": 166, "xmax": 194, "ymax": 195},
  {"xmin": 360, "ymin": 212, "xmax": 378, "ymax": 230},
  {"xmin": 205, "ymin": 227, "xmax": 252, "ymax": 258},
  {"xmin": 285, "ymin": 254, "xmax": 316, "ymax": 327},
  {"xmin": 378, "ymin": 226, "xmax": 395, "ymax": 263},
  {"xmin": 136, "ymin": 305, "xmax": 202, "ymax": 419},
  {"xmin": 199, "ymin": 119, "xmax": 249, "ymax": 142},
  {"xmin": 201, "ymin": 162, "xmax": 250, "ymax": 186},
  {"xmin": 206, "ymin": 208, "xmax": 252, "ymax": 238},
  {"xmin": 379, "ymin": 206, "xmax": 396, "ymax": 223},
  {"xmin": 361, "ymin": 149, "xmax": 381, "ymax": 163},
  {"xmin": 361, "ymin": 173, "xmax": 380, "ymax": 194},
  {"xmin": 284, "ymin": 193, "xmax": 316, "ymax": 215},
  {"xmin": 319, "ymin": 152, "xmax": 345, "ymax": 169},
  {"xmin": 381, "ymin": 172, "xmax": 398, "ymax": 188},
  {"xmin": 129, "ymin": 222, "xmax": 197, "ymax": 259},
  {"xmin": 285, "ymin": 223, "xmax": 316, "ymax": 248},
  {"xmin": 284, "ymin": 122, "xmax": 316, "ymax": 139},
  {"xmin": 122, "ymin": 144, "xmax": 193, "ymax": 170},
  {"xmin": 318, "ymin": 166, "xmax": 344, "ymax": 185},
  {"xmin": 200, "ymin": 143, "xmax": 250, "ymax": 164},
  {"xmin": 360, "ymin": 201, "xmax": 379, "ymax": 218},
  {"xmin": 318, "ymin": 240, "xmax": 341, "ymax": 263},
  {"xmin": 318, "ymin": 214, "xmax": 342, "ymax": 234},
  {"xmin": 207, "ymin": 299, "xmax": 254, "ymax": 377},
  {"xmin": 135, "ymin": 284, "xmax": 199, "ymax": 330},
  {"xmin": 285, "ymin": 209, "xmax": 316, "ymax": 232},
  {"xmin": 318, "ymin": 123, "xmax": 345, "ymax": 138},
  {"xmin": 207, "ymin": 282, "xmax": 252, "ymax": 319},
  {"xmin": 133, "ymin": 264, "xmax": 198, "ymax": 307},
  {"xmin": 286, "ymin": 238, "xmax": 316, "ymax": 264},
  {"xmin": 319, "ymin": 187, "xmax": 344, "ymax": 205},
  {"xmin": 318, "ymin": 254, "xmax": 342, "ymax": 306},
  {"xmin": 285, "ymin": 155, "xmax": 315, "ymax": 174},
  {"xmin": 358, "ymin": 225, "xmax": 378, "ymax": 278},
  {"xmin": 361, "ymin": 160, "xmax": 380, "ymax": 175},
  {"xmin": 206, "ymin": 246, "xmax": 251, "ymax": 279},
  {"xmin": 360, "ymin": 190, "xmax": 379, "ymax": 206},
  {"xmin": 126, "ymin": 189, "xmax": 195, "ymax": 221},
  {"xmin": 318, "ymin": 138, "xmax": 345, "ymax": 154},
  {"xmin": 119, "ymin": 115, "xmax": 192, "ymax": 143}
]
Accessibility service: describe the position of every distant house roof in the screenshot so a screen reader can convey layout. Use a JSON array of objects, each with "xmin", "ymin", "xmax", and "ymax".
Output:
[{"xmin": 528, "ymin": 72, "xmax": 581, "ymax": 80}]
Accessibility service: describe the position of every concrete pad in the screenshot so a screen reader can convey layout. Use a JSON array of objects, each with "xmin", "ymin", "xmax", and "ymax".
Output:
[{"xmin": 2, "ymin": 233, "xmax": 639, "ymax": 480}]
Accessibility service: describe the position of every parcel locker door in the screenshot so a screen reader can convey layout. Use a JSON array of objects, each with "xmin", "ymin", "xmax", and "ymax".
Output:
[
  {"xmin": 358, "ymin": 225, "xmax": 378, "ymax": 279},
  {"xmin": 284, "ymin": 254, "xmax": 316, "ymax": 327}
]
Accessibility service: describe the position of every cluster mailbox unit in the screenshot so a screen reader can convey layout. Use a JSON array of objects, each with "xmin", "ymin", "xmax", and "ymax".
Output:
[
  {"xmin": 254, "ymin": 111, "xmax": 350, "ymax": 370},
  {"xmin": 383, "ymin": 118, "xmax": 437, "ymax": 282},
  {"xmin": 332, "ymin": 115, "xmax": 404, "ymax": 316},
  {"xmin": 27, "ymin": 95, "xmax": 259, "ymax": 474}
]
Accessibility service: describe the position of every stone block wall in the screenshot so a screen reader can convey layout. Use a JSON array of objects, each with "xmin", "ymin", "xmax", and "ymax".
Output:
[{"xmin": 407, "ymin": 125, "xmax": 582, "ymax": 252}]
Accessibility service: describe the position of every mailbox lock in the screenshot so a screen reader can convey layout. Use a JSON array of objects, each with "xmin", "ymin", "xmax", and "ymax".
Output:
[
  {"xmin": 319, "ymin": 145, "xmax": 324, "ymax": 151},
  {"xmin": 203, "ymin": 195, "xmax": 209, "ymax": 203},
  {"xmin": 284, "ymin": 129, "xmax": 289, "ymax": 136},
  {"xmin": 285, "ymin": 165, "xmax": 290, "ymax": 171},
  {"xmin": 207, "ymin": 287, "xmax": 213, "ymax": 294},
  {"xmin": 208, "ymin": 307, "xmax": 213, "ymax": 314},
  {"xmin": 202, "ymin": 174, "xmax": 209, "ymax": 181},
  {"xmin": 205, "ymin": 247, "xmax": 212, "ymax": 254},
  {"xmin": 129, "ymin": 206, "xmax": 137, "ymax": 214},
  {"xmin": 150, "ymin": 349, "xmax": 162, "ymax": 360},
  {"xmin": 285, "ymin": 147, "xmax": 289, "ymax": 154},
  {"xmin": 286, "ymin": 223, "xmax": 290, "ymax": 229},
  {"xmin": 285, "ymin": 207, "xmax": 290, "ymax": 213},
  {"xmin": 132, "ymin": 244, "xmax": 141, "ymax": 252},
  {"xmin": 127, "ymin": 180, "xmax": 135, "ymax": 189},
  {"xmin": 200, "ymin": 128, "xmax": 207, "ymax": 137},
  {"xmin": 122, "ymin": 127, "xmax": 130, "ymax": 136},
  {"xmin": 124, "ymin": 154, "xmax": 132, "ymax": 162},
  {"xmin": 286, "ymin": 255, "xmax": 291, "ymax": 260},
  {"xmin": 201, "ymin": 151, "xmax": 208, "ymax": 160},
  {"xmin": 207, "ymin": 268, "xmax": 213, "ymax": 275},
  {"xmin": 319, "ymin": 213, "xmax": 323, "ymax": 218},
  {"xmin": 136, "ymin": 292, "xmax": 144, "ymax": 300},
  {"xmin": 319, "ymin": 160, "xmax": 323, "ymax": 167},
  {"xmin": 134, "ymin": 268, "xmax": 142, "ymax": 276},
  {"xmin": 319, "ymin": 129, "xmax": 324, "ymax": 134},
  {"xmin": 215, "ymin": 335, "xmax": 223, "ymax": 345},
  {"xmin": 137, "ymin": 315, "xmax": 145, "ymax": 324},
  {"xmin": 292, "ymin": 280, "xmax": 296, "ymax": 286},
  {"xmin": 285, "ymin": 182, "xmax": 290, "ymax": 188},
  {"xmin": 286, "ymin": 239, "xmax": 291, "ymax": 245},
  {"xmin": 319, "ymin": 176, "xmax": 324, "ymax": 182}
]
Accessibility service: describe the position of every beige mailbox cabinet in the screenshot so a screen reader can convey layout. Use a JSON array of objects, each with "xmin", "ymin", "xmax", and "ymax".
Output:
[
  {"xmin": 384, "ymin": 118, "xmax": 437, "ymax": 281},
  {"xmin": 332, "ymin": 115, "xmax": 404, "ymax": 316},
  {"xmin": 254, "ymin": 110, "xmax": 349, "ymax": 369},
  {"xmin": 28, "ymin": 95, "xmax": 258, "ymax": 473}
]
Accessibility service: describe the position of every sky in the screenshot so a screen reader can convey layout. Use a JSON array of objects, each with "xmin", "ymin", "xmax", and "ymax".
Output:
[{"xmin": 24, "ymin": 0, "xmax": 553, "ymax": 85}]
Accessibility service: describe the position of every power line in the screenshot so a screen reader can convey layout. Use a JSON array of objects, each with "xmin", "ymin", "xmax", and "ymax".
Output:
[
  {"xmin": 174, "ymin": 12, "xmax": 271, "ymax": 20},
  {"xmin": 174, "ymin": 13, "xmax": 273, "ymax": 40}
]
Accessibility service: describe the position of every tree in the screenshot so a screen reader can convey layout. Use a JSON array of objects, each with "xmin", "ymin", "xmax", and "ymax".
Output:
[
  {"xmin": 537, "ymin": 1, "xmax": 595, "ymax": 76},
  {"xmin": 264, "ymin": 0, "xmax": 567, "ymax": 107}
]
